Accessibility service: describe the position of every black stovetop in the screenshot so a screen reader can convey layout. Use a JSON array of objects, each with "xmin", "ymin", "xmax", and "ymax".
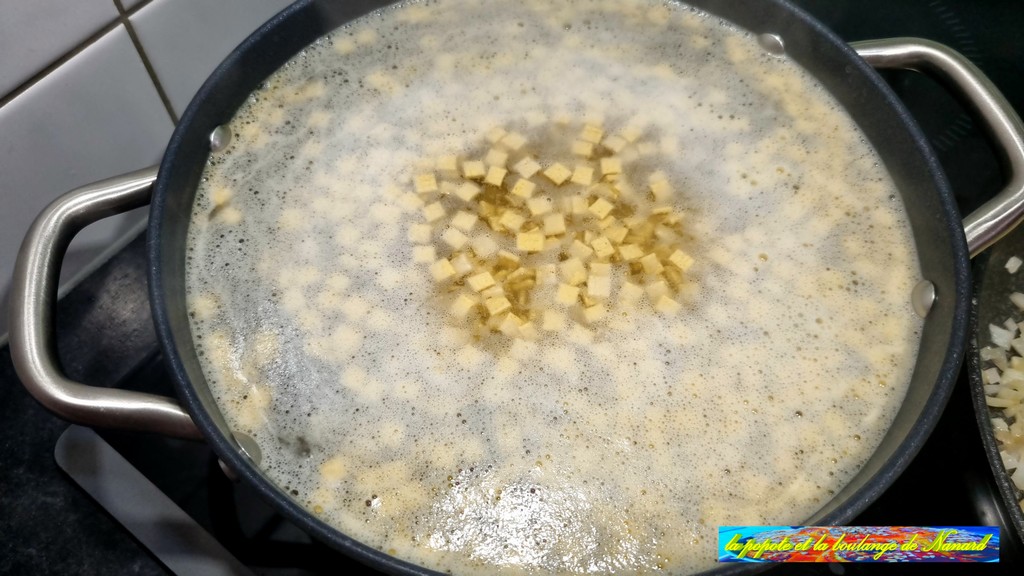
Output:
[{"xmin": 2, "ymin": 0, "xmax": 1024, "ymax": 574}]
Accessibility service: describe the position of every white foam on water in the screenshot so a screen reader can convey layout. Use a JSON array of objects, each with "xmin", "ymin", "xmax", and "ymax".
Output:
[{"xmin": 184, "ymin": 0, "xmax": 923, "ymax": 573}]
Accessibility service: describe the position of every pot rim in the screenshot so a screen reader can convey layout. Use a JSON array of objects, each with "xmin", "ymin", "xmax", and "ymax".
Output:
[{"xmin": 147, "ymin": 1, "xmax": 969, "ymax": 574}]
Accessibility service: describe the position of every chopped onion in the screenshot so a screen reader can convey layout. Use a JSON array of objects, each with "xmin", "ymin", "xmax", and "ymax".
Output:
[
  {"xmin": 1003, "ymin": 368, "xmax": 1024, "ymax": 384},
  {"xmin": 981, "ymin": 346, "xmax": 1009, "ymax": 370},
  {"xmin": 1011, "ymin": 292, "xmax": 1024, "ymax": 311},
  {"xmin": 991, "ymin": 323, "xmax": 1015, "ymax": 349},
  {"xmin": 1002, "ymin": 450, "xmax": 1020, "ymax": 472},
  {"xmin": 1008, "ymin": 318, "xmax": 1022, "ymax": 333},
  {"xmin": 983, "ymin": 367, "xmax": 1002, "ymax": 385},
  {"xmin": 987, "ymin": 395, "xmax": 1016, "ymax": 408}
]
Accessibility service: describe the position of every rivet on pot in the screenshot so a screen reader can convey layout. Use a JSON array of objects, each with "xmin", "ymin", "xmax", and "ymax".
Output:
[
  {"xmin": 218, "ymin": 459, "xmax": 239, "ymax": 482},
  {"xmin": 757, "ymin": 33, "xmax": 785, "ymax": 56},
  {"xmin": 911, "ymin": 280, "xmax": 936, "ymax": 318},
  {"xmin": 234, "ymin": 431, "xmax": 263, "ymax": 465},
  {"xmin": 209, "ymin": 124, "xmax": 232, "ymax": 152}
]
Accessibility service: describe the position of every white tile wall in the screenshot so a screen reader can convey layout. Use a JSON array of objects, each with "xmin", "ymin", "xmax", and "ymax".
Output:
[
  {"xmin": 0, "ymin": 25, "xmax": 174, "ymax": 337},
  {"xmin": 0, "ymin": 0, "xmax": 298, "ymax": 340},
  {"xmin": 131, "ymin": 0, "xmax": 295, "ymax": 117},
  {"xmin": 0, "ymin": 0, "xmax": 118, "ymax": 96}
]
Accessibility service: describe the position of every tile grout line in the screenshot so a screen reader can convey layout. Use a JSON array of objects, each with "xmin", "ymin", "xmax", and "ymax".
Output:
[
  {"xmin": 0, "ymin": 0, "xmax": 171, "ymax": 120},
  {"xmin": 0, "ymin": 19, "xmax": 123, "ymax": 109},
  {"xmin": 114, "ymin": 0, "xmax": 180, "ymax": 125}
]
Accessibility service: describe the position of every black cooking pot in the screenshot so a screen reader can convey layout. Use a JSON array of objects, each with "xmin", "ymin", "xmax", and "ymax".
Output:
[{"xmin": 10, "ymin": 0, "xmax": 1024, "ymax": 573}]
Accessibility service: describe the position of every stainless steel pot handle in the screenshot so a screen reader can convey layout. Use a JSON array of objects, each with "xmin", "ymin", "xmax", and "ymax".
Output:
[
  {"xmin": 852, "ymin": 38, "xmax": 1024, "ymax": 258},
  {"xmin": 8, "ymin": 166, "xmax": 202, "ymax": 439}
]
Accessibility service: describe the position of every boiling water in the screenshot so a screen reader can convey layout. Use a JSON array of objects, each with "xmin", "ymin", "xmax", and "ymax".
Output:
[{"xmin": 185, "ymin": 0, "xmax": 923, "ymax": 573}]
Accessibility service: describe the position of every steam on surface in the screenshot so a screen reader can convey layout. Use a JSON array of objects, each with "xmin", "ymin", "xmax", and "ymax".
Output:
[{"xmin": 185, "ymin": 0, "xmax": 923, "ymax": 573}]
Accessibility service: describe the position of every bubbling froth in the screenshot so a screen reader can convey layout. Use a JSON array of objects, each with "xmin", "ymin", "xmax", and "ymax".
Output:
[{"xmin": 185, "ymin": 0, "xmax": 923, "ymax": 573}]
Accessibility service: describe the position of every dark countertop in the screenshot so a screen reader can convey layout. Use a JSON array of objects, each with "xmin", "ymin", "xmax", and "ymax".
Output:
[{"xmin": 0, "ymin": 233, "xmax": 164, "ymax": 575}]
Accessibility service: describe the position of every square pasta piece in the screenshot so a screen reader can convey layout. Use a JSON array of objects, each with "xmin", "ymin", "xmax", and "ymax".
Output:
[
  {"xmin": 441, "ymin": 228, "xmax": 469, "ymax": 250},
  {"xmin": 422, "ymin": 202, "xmax": 446, "ymax": 223},
  {"xmin": 484, "ymin": 166, "xmax": 508, "ymax": 187},
  {"xmin": 501, "ymin": 131, "xmax": 527, "ymax": 151},
  {"xmin": 569, "ymin": 240, "xmax": 594, "ymax": 261},
  {"xmin": 471, "ymin": 235, "xmax": 498, "ymax": 257},
  {"xmin": 451, "ymin": 253, "xmax": 473, "ymax": 275},
  {"xmin": 527, "ymin": 197, "xmax": 553, "ymax": 216},
  {"xmin": 407, "ymin": 223, "xmax": 432, "ymax": 243},
  {"xmin": 621, "ymin": 125, "xmax": 644, "ymax": 142},
  {"xmin": 517, "ymin": 230, "xmax": 546, "ymax": 253},
  {"xmin": 485, "ymin": 126, "xmax": 508, "ymax": 144},
  {"xmin": 414, "ymin": 173, "xmax": 438, "ymax": 194},
  {"xmin": 430, "ymin": 259, "xmax": 456, "ymax": 282},
  {"xmin": 541, "ymin": 309, "xmax": 566, "ymax": 331},
  {"xmin": 436, "ymin": 155, "xmax": 459, "ymax": 174},
  {"xmin": 654, "ymin": 295, "xmax": 681, "ymax": 314},
  {"xmin": 572, "ymin": 140, "xmax": 594, "ymax": 157},
  {"xmin": 485, "ymin": 296, "xmax": 512, "ymax": 316},
  {"xmin": 543, "ymin": 213, "xmax": 566, "ymax": 236},
  {"xmin": 454, "ymin": 181, "xmax": 481, "ymax": 202},
  {"xmin": 450, "ymin": 294, "xmax": 478, "ymax": 317},
  {"xmin": 650, "ymin": 179, "xmax": 673, "ymax": 201},
  {"xmin": 588, "ymin": 197, "xmax": 614, "ymax": 219},
  {"xmin": 591, "ymin": 236, "xmax": 615, "ymax": 259},
  {"xmin": 602, "ymin": 135, "xmax": 627, "ymax": 153},
  {"xmin": 462, "ymin": 160, "xmax": 487, "ymax": 180},
  {"xmin": 498, "ymin": 210, "xmax": 526, "ymax": 232},
  {"xmin": 571, "ymin": 165, "xmax": 595, "ymax": 186},
  {"xmin": 669, "ymin": 249, "xmax": 695, "ymax": 271},
  {"xmin": 600, "ymin": 157, "xmax": 623, "ymax": 175},
  {"xmin": 556, "ymin": 283, "xmax": 581, "ymax": 305},
  {"xmin": 560, "ymin": 258, "xmax": 587, "ymax": 285},
  {"xmin": 586, "ymin": 275, "xmax": 611, "ymax": 299},
  {"xmin": 640, "ymin": 253, "xmax": 665, "ymax": 275},
  {"xmin": 485, "ymin": 148, "xmax": 509, "ymax": 167},
  {"xmin": 580, "ymin": 124, "xmax": 603, "ymax": 144},
  {"xmin": 412, "ymin": 245, "xmax": 436, "ymax": 263},
  {"xmin": 510, "ymin": 178, "xmax": 537, "ymax": 199},
  {"xmin": 467, "ymin": 271, "xmax": 496, "ymax": 292},
  {"xmin": 618, "ymin": 243, "xmax": 644, "ymax": 261},
  {"xmin": 543, "ymin": 163, "xmax": 573, "ymax": 185},
  {"xmin": 450, "ymin": 210, "xmax": 479, "ymax": 232},
  {"xmin": 498, "ymin": 313, "xmax": 523, "ymax": 337},
  {"xmin": 513, "ymin": 156, "xmax": 542, "ymax": 179}
]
